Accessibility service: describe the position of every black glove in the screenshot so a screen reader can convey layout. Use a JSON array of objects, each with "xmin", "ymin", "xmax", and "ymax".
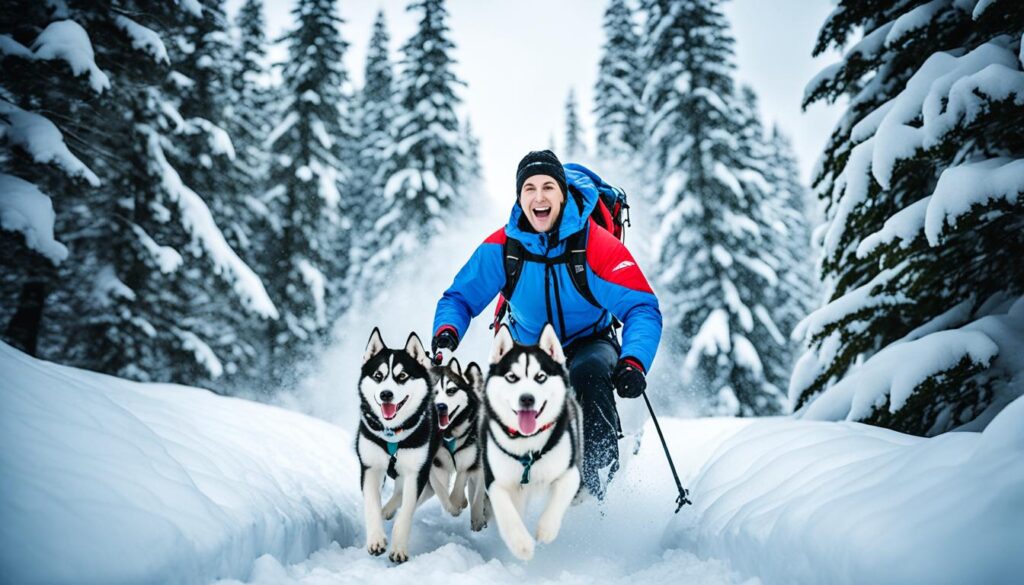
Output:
[
  {"xmin": 431, "ymin": 328, "xmax": 459, "ymax": 364},
  {"xmin": 612, "ymin": 358, "xmax": 646, "ymax": 399}
]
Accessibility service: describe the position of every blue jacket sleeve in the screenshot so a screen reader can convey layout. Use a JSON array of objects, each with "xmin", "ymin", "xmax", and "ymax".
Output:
[
  {"xmin": 432, "ymin": 236, "xmax": 506, "ymax": 341},
  {"xmin": 585, "ymin": 225, "xmax": 663, "ymax": 371}
]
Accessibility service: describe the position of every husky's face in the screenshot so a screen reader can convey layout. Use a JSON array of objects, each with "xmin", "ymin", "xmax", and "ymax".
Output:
[
  {"xmin": 360, "ymin": 328, "xmax": 434, "ymax": 427},
  {"xmin": 434, "ymin": 358, "xmax": 483, "ymax": 432},
  {"xmin": 486, "ymin": 324, "xmax": 569, "ymax": 435}
]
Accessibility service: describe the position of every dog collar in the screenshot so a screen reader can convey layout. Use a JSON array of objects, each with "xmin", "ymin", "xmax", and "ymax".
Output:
[{"xmin": 444, "ymin": 436, "xmax": 458, "ymax": 455}]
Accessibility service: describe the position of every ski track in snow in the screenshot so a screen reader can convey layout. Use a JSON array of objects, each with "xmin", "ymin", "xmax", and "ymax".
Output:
[
  {"xmin": 213, "ymin": 420, "xmax": 757, "ymax": 585},
  {"xmin": 248, "ymin": 204, "xmax": 753, "ymax": 584}
]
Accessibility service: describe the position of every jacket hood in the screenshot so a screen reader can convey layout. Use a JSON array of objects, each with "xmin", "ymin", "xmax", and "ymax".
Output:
[{"xmin": 505, "ymin": 166, "xmax": 599, "ymax": 254}]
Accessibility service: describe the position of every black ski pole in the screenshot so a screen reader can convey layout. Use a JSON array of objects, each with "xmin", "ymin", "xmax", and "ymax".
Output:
[{"xmin": 641, "ymin": 390, "xmax": 692, "ymax": 512}]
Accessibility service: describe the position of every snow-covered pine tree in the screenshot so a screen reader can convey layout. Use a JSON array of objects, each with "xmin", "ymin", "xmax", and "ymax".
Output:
[
  {"xmin": 594, "ymin": 0, "xmax": 643, "ymax": 163},
  {"xmin": 1, "ymin": 3, "xmax": 99, "ymax": 356},
  {"xmin": 459, "ymin": 118, "xmax": 484, "ymax": 196},
  {"xmin": 264, "ymin": 0, "xmax": 352, "ymax": 382},
  {"xmin": 347, "ymin": 9, "xmax": 397, "ymax": 304},
  {"xmin": 2, "ymin": 1, "xmax": 278, "ymax": 385},
  {"xmin": 764, "ymin": 124, "xmax": 815, "ymax": 352},
  {"xmin": 381, "ymin": 0, "xmax": 467, "ymax": 242},
  {"xmin": 163, "ymin": 0, "xmax": 266, "ymax": 390},
  {"xmin": 794, "ymin": 0, "xmax": 1024, "ymax": 435},
  {"xmin": 642, "ymin": 0, "xmax": 788, "ymax": 415},
  {"xmin": 229, "ymin": 0, "xmax": 271, "ymax": 188},
  {"xmin": 564, "ymin": 87, "xmax": 586, "ymax": 160}
]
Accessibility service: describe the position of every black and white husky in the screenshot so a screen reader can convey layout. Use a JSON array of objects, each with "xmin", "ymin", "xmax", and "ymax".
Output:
[
  {"xmin": 482, "ymin": 324, "xmax": 583, "ymax": 561},
  {"xmin": 430, "ymin": 358, "xmax": 488, "ymax": 530},
  {"xmin": 357, "ymin": 328, "xmax": 439, "ymax": 563}
]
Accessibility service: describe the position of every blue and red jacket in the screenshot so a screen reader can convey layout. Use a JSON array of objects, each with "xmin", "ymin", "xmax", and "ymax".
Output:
[{"xmin": 432, "ymin": 167, "xmax": 662, "ymax": 371}]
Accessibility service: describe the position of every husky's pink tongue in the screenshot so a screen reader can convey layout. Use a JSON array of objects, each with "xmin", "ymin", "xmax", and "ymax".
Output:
[
  {"xmin": 381, "ymin": 402, "xmax": 397, "ymax": 420},
  {"xmin": 439, "ymin": 412, "xmax": 450, "ymax": 429},
  {"xmin": 518, "ymin": 410, "xmax": 538, "ymax": 435}
]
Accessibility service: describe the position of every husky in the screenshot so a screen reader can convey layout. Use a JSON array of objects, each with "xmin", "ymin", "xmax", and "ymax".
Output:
[
  {"xmin": 429, "ymin": 357, "xmax": 488, "ymax": 531},
  {"xmin": 482, "ymin": 324, "xmax": 583, "ymax": 561},
  {"xmin": 357, "ymin": 328, "xmax": 440, "ymax": 563}
]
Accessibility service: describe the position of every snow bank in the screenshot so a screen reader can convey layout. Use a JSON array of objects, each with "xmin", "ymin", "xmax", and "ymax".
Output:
[
  {"xmin": 0, "ymin": 343, "xmax": 360, "ymax": 585},
  {"xmin": 665, "ymin": 405, "xmax": 1024, "ymax": 585}
]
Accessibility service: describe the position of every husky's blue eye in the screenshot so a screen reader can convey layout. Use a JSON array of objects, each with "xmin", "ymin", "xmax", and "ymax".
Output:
[
  {"xmin": 372, "ymin": 372, "xmax": 384, "ymax": 382},
  {"xmin": 534, "ymin": 372, "xmax": 547, "ymax": 383},
  {"xmin": 504, "ymin": 372, "xmax": 519, "ymax": 383}
]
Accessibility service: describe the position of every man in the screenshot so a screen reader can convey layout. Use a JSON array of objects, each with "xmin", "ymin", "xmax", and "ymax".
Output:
[{"xmin": 431, "ymin": 150, "xmax": 662, "ymax": 498}]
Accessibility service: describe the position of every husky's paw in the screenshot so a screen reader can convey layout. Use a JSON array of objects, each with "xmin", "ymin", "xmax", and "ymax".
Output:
[
  {"xmin": 536, "ymin": 518, "xmax": 561, "ymax": 544},
  {"xmin": 444, "ymin": 501, "xmax": 463, "ymax": 517},
  {"xmin": 471, "ymin": 516, "xmax": 487, "ymax": 532},
  {"xmin": 388, "ymin": 548, "xmax": 409, "ymax": 564},
  {"xmin": 366, "ymin": 533, "xmax": 387, "ymax": 556},
  {"xmin": 382, "ymin": 504, "xmax": 398, "ymax": 521},
  {"xmin": 450, "ymin": 493, "xmax": 468, "ymax": 511},
  {"xmin": 507, "ymin": 534, "xmax": 535, "ymax": 561}
]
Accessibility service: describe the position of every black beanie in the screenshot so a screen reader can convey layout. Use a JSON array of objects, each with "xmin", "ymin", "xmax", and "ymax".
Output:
[{"xmin": 515, "ymin": 150, "xmax": 567, "ymax": 197}]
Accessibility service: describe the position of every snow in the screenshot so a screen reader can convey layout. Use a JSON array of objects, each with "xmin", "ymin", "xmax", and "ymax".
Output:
[
  {"xmin": 173, "ymin": 327, "xmax": 224, "ymax": 378},
  {"xmin": 310, "ymin": 160, "xmax": 340, "ymax": 208},
  {"xmin": 130, "ymin": 223, "xmax": 183, "ymax": 274},
  {"xmin": 30, "ymin": 20, "xmax": 110, "ymax": 94},
  {"xmin": 885, "ymin": 0, "xmax": 944, "ymax": 46},
  {"xmin": 972, "ymin": 0, "xmax": 998, "ymax": 20},
  {"xmin": 297, "ymin": 259, "xmax": 327, "ymax": 329},
  {"xmin": 925, "ymin": 157, "xmax": 1024, "ymax": 244},
  {"xmin": 4, "ymin": 336, "xmax": 1022, "ymax": 585},
  {"xmin": 145, "ymin": 129, "xmax": 279, "ymax": 320},
  {"xmin": 310, "ymin": 118, "xmax": 332, "ymax": 149},
  {"xmin": 713, "ymin": 162, "xmax": 745, "ymax": 200},
  {"xmin": 175, "ymin": 0, "xmax": 204, "ymax": 18},
  {"xmin": 684, "ymin": 308, "xmax": 732, "ymax": 379},
  {"xmin": 0, "ymin": 100, "xmax": 101, "ymax": 186},
  {"xmin": 803, "ymin": 328, "xmax": 998, "ymax": 421},
  {"xmin": 732, "ymin": 334, "xmax": 764, "ymax": 377},
  {"xmin": 0, "ymin": 342, "xmax": 358, "ymax": 585},
  {"xmin": 801, "ymin": 296, "xmax": 1024, "ymax": 425},
  {"xmin": 721, "ymin": 278, "xmax": 754, "ymax": 332},
  {"xmin": 0, "ymin": 34, "xmax": 34, "ymax": 59},
  {"xmin": 0, "ymin": 173, "xmax": 69, "ymax": 263},
  {"xmin": 114, "ymin": 16, "xmax": 169, "ymax": 64},
  {"xmin": 664, "ymin": 406, "xmax": 1024, "ymax": 585},
  {"xmin": 793, "ymin": 263, "xmax": 908, "ymax": 342},
  {"xmin": 856, "ymin": 196, "xmax": 929, "ymax": 257}
]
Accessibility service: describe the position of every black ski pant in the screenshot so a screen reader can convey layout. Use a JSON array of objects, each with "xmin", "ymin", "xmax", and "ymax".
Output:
[{"xmin": 565, "ymin": 330, "xmax": 621, "ymax": 497}]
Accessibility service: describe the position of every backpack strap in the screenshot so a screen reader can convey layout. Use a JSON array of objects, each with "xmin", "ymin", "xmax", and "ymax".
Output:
[
  {"xmin": 492, "ymin": 228, "xmax": 604, "ymax": 331},
  {"xmin": 501, "ymin": 237, "xmax": 527, "ymax": 300},
  {"xmin": 564, "ymin": 230, "xmax": 600, "ymax": 309}
]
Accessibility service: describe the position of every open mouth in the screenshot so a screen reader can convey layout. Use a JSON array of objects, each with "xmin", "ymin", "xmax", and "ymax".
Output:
[
  {"xmin": 532, "ymin": 206, "xmax": 552, "ymax": 221},
  {"xmin": 515, "ymin": 400, "xmax": 547, "ymax": 435},
  {"xmin": 380, "ymin": 396, "xmax": 409, "ymax": 420},
  {"xmin": 437, "ymin": 405, "xmax": 460, "ymax": 430}
]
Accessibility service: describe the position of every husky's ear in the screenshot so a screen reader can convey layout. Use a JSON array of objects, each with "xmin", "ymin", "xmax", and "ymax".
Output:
[
  {"xmin": 490, "ymin": 325, "xmax": 515, "ymax": 364},
  {"xmin": 538, "ymin": 324, "xmax": 566, "ymax": 364},
  {"xmin": 364, "ymin": 328, "xmax": 386, "ymax": 364},
  {"xmin": 465, "ymin": 362, "xmax": 484, "ymax": 394},
  {"xmin": 405, "ymin": 332, "xmax": 432, "ymax": 369},
  {"xmin": 448, "ymin": 357, "xmax": 462, "ymax": 378}
]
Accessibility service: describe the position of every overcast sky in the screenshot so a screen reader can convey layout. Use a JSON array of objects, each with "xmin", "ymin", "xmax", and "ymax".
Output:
[{"xmin": 230, "ymin": 0, "xmax": 842, "ymax": 202}]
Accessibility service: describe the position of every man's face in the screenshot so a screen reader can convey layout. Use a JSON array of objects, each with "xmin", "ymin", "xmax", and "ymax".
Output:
[{"xmin": 519, "ymin": 175, "xmax": 563, "ymax": 233}]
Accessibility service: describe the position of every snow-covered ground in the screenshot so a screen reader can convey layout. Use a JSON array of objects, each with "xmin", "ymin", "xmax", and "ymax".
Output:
[{"xmin": 3, "ymin": 339, "xmax": 1022, "ymax": 585}]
